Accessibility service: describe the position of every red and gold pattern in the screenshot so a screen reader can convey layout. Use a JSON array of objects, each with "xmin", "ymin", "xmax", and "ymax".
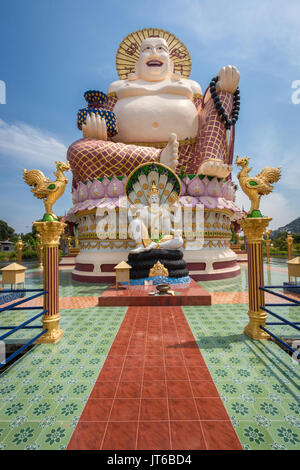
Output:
[{"xmin": 68, "ymin": 140, "xmax": 160, "ymax": 182}]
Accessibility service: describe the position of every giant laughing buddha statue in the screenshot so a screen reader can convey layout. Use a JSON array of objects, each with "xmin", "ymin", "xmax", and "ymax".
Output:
[{"xmin": 67, "ymin": 28, "xmax": 243, "ymax": 283}]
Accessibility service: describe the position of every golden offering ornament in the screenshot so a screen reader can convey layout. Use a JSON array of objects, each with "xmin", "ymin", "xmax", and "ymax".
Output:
[
  {"xmin": 235, "ymin": 156, "xmax": 281, "ymax": 217},
  {"xmin": 23, "ymin": 161, "xmax": 70, "ymax": 222},
  {"xmin": 149, "ymin": 261, "xmax": 169, "ymax": 278},
  {"xmin": 116, "ymin": 28, "xmax": 192, "ymax": 80}
]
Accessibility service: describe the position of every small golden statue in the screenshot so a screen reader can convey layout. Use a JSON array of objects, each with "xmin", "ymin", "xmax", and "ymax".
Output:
[
  {"xmin": 149, "ymin": 261, "xmax": 169, "ymax": 278},
  {"xmin": 23, "ymin": 162, "xmax": 70, "ymax": 221},
  {"xmin": 235, "ymin": 156, "xmax": 281, "ymax": 217}
]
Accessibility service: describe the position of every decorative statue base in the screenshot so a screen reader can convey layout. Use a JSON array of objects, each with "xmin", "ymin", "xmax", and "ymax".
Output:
[
  {"xmin": 128, "ymin": 249, "xmax": 189, "ymax": 281},
  {"xmin": 66, "ymin": 28, "xmax": 243, "ymax": 283}
]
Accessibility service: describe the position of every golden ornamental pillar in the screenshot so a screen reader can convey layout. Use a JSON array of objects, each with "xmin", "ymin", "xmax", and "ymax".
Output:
[
  {"xmin": 66, "ymin": 236, "xmax": 72, "ymax": 255},
  {"xmin": 36, "ymin": 233, "xmax": 43, "ymax": 270},
  {"xmin": 236, "ymin": 155, "xmax": 281, "ymax": 340},
  {"xmin": 265, "ymin": 239, "xmax": 271, "ymax": 264},
  {"xmin": 34, "ymin": 221, "xmax": 66, "ymax": 343},
  {"xmin": 264, "ymin": 229, "xmax": 272, "ymax": 264},
  {"xmin": 239, "ymin": 217, "xmax": 272, "ymax": 340},
  {"xmin": 286, "ymin": 233, "xmax": 293, "ymax": 260},
  {"xmin": 17, "ymin": 238, "xmax": 23, "ymax": 265}
]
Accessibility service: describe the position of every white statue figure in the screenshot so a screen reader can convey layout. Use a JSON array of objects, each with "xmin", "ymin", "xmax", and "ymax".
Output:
[
  {"xmin": 82, "ymin": 36, "xmax": 240, "ymax": 176},
  {"xmin": 128, "ymin": 181, "xmax": 183, "ymax": 254}
]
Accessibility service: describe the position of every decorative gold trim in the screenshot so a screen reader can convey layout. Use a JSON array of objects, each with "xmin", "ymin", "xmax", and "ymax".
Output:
[
  {"xmin": 127, "ymin": 137, "xmax": 197, "ymax": 149},
  {"xmin": 204, "ymin": 231, "xmax": 232, "ymax": 239},
  {"xmin": 34, "ymin": 221, "xmax": 66, "ymax": 248},
  {"xmin": 239, "ymin": 217, "xmax": 272, "ymax": 243},
  {"xmin": 37, "ymin": 314, "xmax": 64, "ymax": 344},
  {"xmin": 81, "ymin": 240, "xmax": 137, "ymax": 250},
  {"xmin": 149, "ymin": 260, "xmax": 169, "ymax": 277},
  {"xmin": 79, "ymin": 229, "xmax": 231, "ymax": 242},
  {"xmin": 75, "ymin": 209, "xmax": 97, "ymax": 218},
  {"xmin": 75, "ymin": 206, "xmax": 234, "ymax": 215},
  {"xmin": 183, "ymin": 239, "xmax": 229, "ymax": 249},
  {"xmin": 116, "ymin": 28, "xmax": 192, "ymax": 80}
]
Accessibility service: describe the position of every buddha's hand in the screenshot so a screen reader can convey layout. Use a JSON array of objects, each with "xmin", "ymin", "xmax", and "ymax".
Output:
[
  {"xmin": 217, "ymin": 65, "xmax": 240, "ymax": 94},
  {"xmin": 82, "ymin": 113, "xmax": 108, "ymax": 140},
  {"xmin": 160, "ymin": 133, "xmax": 179, "ymax": 171}
]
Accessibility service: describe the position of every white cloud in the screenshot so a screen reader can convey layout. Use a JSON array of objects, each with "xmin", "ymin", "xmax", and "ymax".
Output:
[
  {"xmin": 164, "ymin": 0, "xmax": 300, "ymax": 67},
  {"xmin": 232, "ymin": 118, "xmax": 299, "ymax": 229},
  {"xmin": 233, "ymin": 119, "xmax": 300, "ymax": 192},
  {"xmin": 0, "ymin": 119, "xmax": 67, "ymax": 169}
]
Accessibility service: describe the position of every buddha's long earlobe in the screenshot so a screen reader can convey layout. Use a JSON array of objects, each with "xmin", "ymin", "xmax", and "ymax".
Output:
[
  {"xmin": 170, "ymin": 62, "xmax": 181, "ymax": 81},
  {"xmin": 171, "ymin": 71, "xmax": 181, "ymax": 81},
  {"xmin": 128, "ymin": 72, "xmax": 138, "ymax": 81},
  {"xmin": 128, "ymin": 64, "xmax": 140, "ymax": 81}
]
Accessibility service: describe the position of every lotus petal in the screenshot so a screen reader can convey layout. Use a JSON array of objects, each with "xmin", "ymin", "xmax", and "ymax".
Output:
[
  {"xmin": 106, "ymin": 176, "xmax": 126, "ymax": 198},
  {"xmin": 187, "ymin": 176, "xmax": 205, "ymax": 196},
  {"xmin": 207, "ymin": 178, "xmax": 221, "ymax": 197},
  {"xmin": 78, "ymin": 182, "xmax": 89, "ymax": 202},
  {"xmin": 89, "ymin": 179, "xmax": 105, "ymax": 199}
]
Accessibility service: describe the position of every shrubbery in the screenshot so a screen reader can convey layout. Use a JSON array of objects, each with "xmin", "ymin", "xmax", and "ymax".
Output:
[
  {"xmin": 0, "ymin": 251, "xmax": 17, "ymax": 262},
  {"xmin": 0, "ymin": 249, "xmax": 39, "ymax": 263},
  {"xmin": 22, "ymin": 249, "xmax": 38, "ymax": 260}
]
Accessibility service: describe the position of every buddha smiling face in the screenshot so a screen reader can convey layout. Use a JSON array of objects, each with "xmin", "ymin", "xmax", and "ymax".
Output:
[{"xmin": 134, "ymin": 37, "xmax": 174, "ymax": 82}]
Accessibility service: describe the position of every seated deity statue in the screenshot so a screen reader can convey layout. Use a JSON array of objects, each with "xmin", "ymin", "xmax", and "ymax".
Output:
[
  {"xmin": 68, "ymin": 28, "xmax": 240, "ymax": 184},
  {"xmin": 128, "ymin": 181, "xmax": 183, "ymax": 254}
]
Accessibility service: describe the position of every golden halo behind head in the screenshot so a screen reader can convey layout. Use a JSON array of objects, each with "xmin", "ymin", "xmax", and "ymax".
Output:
[{"xmin": 116, "ymin": 28, "xmax": 192, "ymax": 80}]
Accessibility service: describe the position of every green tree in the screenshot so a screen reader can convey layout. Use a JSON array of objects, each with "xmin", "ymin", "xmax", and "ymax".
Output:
[
  {"xmin": 21, "ymin": 225, "xmax": 38, "ymax": 249},
  {"xmin": 0, "ymin": 220, "xmax": 17, "ymax": 242}
]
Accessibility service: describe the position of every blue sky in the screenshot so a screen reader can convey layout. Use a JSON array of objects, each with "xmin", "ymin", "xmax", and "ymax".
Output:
[{"xmin": 0, "ymin": 0, "xmax": 299, "ymax": 232}]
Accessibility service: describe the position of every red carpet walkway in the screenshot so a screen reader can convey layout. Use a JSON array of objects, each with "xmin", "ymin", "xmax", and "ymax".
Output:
[{"xmin": 67, "ymin": 306, "xmax": 242, "ymax": 450}]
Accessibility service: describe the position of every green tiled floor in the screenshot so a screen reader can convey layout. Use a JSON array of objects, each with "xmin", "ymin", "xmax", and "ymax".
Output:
[
  {"xmin": 183, "ymin": 303, "xmax": 300, "ymax": 450},
  {"xmin": 0, "ymin": 306, "xmax": 127, "ymax": 450},
  {"xmin": 199, "ymin": 262, "xmax": 288, "ymax": 292},
  {"xmin": 13, "ymin": 265, "xmax": 108, "ymax": 298},
  {"xmin": 1, "ymin": 260, "xmax": 299, "ymax": 450}
]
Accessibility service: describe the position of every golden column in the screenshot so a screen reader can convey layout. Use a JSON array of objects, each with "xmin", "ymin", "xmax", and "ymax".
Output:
[
  {"xmin": 264, "ymin": 229, "xmax": 272, "ymax": 264},
  {"xmin": 34, "ymin": 221, "xmax": 66, "ymax": 343},
  {"xmin": 286, "ymin": 232, "xmax": 293, "ymax": 260},
  {"xmin": 239, "ymin": 217, "xmax": 272, "ymax": 340},
  {"xmin": 16, "ymin": 238, "xmax": 23, "ymax": 265},
  {"xmin": 66, "ymin": 236, "xmax": 72, "ymax": 255},
  {"xmin": 236, "ymin": 156, "xmax": 281, "ymax": 341},
  {"xmin": 36, "ymin": 233, "xmax": 43, "ymax": 270},
  {"xmin": 23, "ymin": 161, "xmax": 70, "ymax": 344}
]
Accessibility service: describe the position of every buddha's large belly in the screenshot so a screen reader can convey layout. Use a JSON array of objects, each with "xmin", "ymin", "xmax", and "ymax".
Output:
[{"xmin": 113, "ymin": 94, "xmax": 198, "ymax": 143}]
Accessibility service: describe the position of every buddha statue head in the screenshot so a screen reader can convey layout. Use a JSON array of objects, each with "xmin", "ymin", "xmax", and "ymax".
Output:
[
  {"xmin": 147, "ymin": 181, "xmax": 160, "ymax": 205},
  {"xmin": 134, "ymin": 37, "xmax": 174, "ymax": 82}
]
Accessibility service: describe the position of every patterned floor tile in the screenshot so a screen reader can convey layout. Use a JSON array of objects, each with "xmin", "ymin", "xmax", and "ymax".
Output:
[
  {"xmin": 0, "ymin": 299, "xmax": 127, "ymax": 450},
  {"xmin": 1, "ymin": 260, "xmax": 298, "ymax": 450},
  {"xmin": 182, "ymin": 296, "xmax": 300, "ymax": 450}
]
